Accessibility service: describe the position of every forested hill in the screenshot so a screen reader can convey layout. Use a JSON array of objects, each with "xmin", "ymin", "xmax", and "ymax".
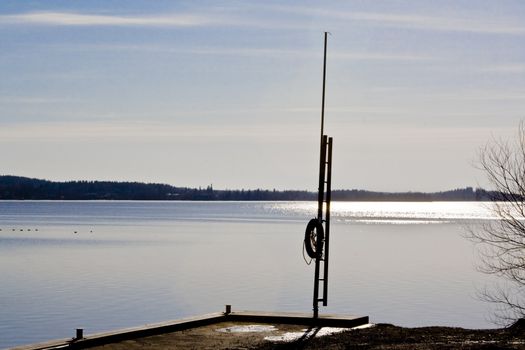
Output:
[{"xmin": 0, "ymin": 175, "xmax": 493, "ymax": 201}]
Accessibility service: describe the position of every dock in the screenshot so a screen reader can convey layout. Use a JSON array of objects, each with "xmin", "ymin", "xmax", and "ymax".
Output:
[{"xmin": 11, "ymin": 307, "xmax": 369, "ymax": 350}]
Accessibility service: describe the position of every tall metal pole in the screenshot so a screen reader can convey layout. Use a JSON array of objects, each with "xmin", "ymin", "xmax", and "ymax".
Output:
[
  {"xmin": 320, "ymin": 31, "xmax": 328, "ymax": 143},
  {"xmin": 318, "ymin": 31, "xmax": 328, "ymax": 222},
  {"xmin": 313, "ymin": 32, "xmax": 329, "ymax": 319}
]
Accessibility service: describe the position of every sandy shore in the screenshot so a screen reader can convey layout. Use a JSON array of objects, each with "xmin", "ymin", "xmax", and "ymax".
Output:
[{"xmin": 87, "ymin": 322, "xmax": 525, "ymax": 350}]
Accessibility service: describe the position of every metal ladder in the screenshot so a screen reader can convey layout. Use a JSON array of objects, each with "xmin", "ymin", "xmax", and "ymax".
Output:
[{"xmin": 313, "ymin": 134, "xmax": 333, "ymax": 318}]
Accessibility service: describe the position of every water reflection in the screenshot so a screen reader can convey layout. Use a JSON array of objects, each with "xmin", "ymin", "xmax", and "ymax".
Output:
[
  {"xmin": 0, "ymin": 201, "xmax": 499, "ymax": 349},
  {"xmin": 265, "ymin": 201, "xmax": 496, "ymax": 224}
]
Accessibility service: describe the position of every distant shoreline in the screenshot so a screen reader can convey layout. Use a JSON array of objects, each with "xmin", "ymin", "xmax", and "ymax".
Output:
[{"xmin": 0, "ymin": 175, "xmax": 495, "ymax": 201}]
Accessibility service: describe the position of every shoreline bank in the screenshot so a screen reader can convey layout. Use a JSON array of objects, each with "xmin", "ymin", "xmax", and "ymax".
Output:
[{"xmin": 10, "ymin": 311, "xmax": 525, "ymax": 350}]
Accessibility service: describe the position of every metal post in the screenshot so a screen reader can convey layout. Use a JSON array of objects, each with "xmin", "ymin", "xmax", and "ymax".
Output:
[
  {"xmin": 313, "ymin": 136, "xmax": 327, "ymax": 318},
  {"xmin": 317, "ymin": 135, "xmax": 327, "ymax": 220},
  {"xmin": 76, "ymin": 328, "xmax": 84, "ymax": 340},
  {"xmin": 320, "ymin": 31, "xmax": 328, "ymax": 144},
  {"xmin": 311, "ymin": 32, "xmax": 331, "ymax": 320},
  {"xmin": 318, "ymin": 32, "xmax": 328, "ymax": 219},
  {"xmin": 323, "ymin": 137, "xmax": 333, "ymax": 306}
]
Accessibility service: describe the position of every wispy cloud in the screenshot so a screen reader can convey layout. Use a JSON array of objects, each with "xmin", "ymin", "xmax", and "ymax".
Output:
[
  {"xmin": 436, "ymin": 92, "xmax": 525, "ymax": 101},
  {"xmin": 6, "ymin": 6, "xmax": 521, "ymax": 37},
  {"xmin": 0, "ymin": 120, "xmax": 314, "ymax": 142},
  {"xmin": 134, "ymin": 45, "xmax": 434, "ymax": 61},
  {"xmin": 266, "ymin": 5, "xmax": 525, "ymax": 35},
  {"xmin": 346, "ymin": 12, "xmax": 525, "ymax": 35},
  {"xmin": 6, "ymin": 7, "xmax": 524, "ymax": 36},
  {"xmin": 0, "ymin": 11, "xmax": 215, "ymax": 27},
  {"xmin": 480, "ymin": 63, "xmax": 525, "ymax": 73},
  {"xmin": 0, "ymin": 10, "xmax": 303, "ymax": 30},
  {"xmin": 332, "ymin": 51, "xmax": 433, "ymax": 62},
  {"xmin": 38, "ymin": 43, "xmax": 434, "ymax": 62},
  {"xmin": 357, "ymin": 86, "xmax": 525, "ymax": 102},
  {"xmin": 0, "ymin": 96, "xmax": 75, "ymax": 104}
]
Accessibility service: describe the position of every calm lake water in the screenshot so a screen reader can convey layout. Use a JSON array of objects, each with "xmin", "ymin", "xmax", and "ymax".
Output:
[{"xmin": 0, "ymin": 201, "xmax": 499, "ymax": 348}]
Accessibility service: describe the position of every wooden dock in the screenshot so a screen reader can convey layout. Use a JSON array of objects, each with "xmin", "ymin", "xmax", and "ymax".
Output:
[
  {"xmin": 10, "ymin": 308, "xmax": 369, "ymax": 350},
  {"xmin": 227, "ymin": 310, "xmax": 369, "ymax": 328}
]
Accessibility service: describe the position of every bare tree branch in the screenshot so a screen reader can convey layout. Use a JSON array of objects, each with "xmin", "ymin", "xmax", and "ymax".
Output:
[{"xmin": 470, "ymin": 122, "xmax": 525, "ymax": 324}]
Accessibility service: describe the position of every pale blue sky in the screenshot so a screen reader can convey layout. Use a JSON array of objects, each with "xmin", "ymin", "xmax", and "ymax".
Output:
[{"xmin": 1, "ymin": 1, "xmax": 524, "ymax": 191}]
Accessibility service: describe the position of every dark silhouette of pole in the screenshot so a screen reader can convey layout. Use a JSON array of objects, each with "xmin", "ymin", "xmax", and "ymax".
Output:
[
  {"xmin": 318, "ymin": 31, "xmax": 328, "ymax": 221},
  {"xmin": 323, "ymin": 137, "xmax": 333, "ymax": 306},
  {"xmin": 313, "ymin": 32, "xmax": 330, "ymax": 319},
  {"xmin": 314, "ymin": 135, "xmax": 327, "ymax": 319},
  {"xmin": 320, "ymin": 31, "xmax": 328, "ymax": 145}
]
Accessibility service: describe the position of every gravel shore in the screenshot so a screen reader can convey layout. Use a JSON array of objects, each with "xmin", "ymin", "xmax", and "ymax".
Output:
[{"xmin": 90, "ymin": 321, "xmax": 525, "ymax": 350}]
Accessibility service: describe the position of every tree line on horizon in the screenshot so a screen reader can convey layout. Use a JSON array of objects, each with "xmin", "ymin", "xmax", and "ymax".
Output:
[{"xmin": 0, "ymin": 175, "xmax": 494, "ymax": 201}]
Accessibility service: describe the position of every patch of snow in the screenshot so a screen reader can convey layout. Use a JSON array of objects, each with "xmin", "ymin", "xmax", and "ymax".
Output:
[
  {"xmin": 352, "ymin": 323, "xmax": 375, "ymax": 330},
  {"xmin": 264, "ymin": 324, "xmax": 375, "ymax": 342},
  {"xmin": 264, "ymin": 331, "xmax": 306, "ymax": 342},
  {"xmin": 216, "ymin": 325, "xmax": 277, "ymax": 333}
]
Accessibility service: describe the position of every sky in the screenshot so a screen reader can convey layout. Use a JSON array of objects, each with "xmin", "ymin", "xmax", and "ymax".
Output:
[{"xmin": 1, "ymin": 1, "xmax": 524, "ymax": 192}]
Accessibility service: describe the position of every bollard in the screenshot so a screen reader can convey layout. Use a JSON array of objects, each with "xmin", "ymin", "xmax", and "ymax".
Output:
[
  {"xmin": 76, "ymin": 328, "xmax": 84, "ymax": 340},
  {"xmin": 225, "ymin": 305, "xmax": 231, "ymax": 315}
]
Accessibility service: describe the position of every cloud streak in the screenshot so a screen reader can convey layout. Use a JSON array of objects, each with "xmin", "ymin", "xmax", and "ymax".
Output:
[
  {"xmin": 0, "ymin": 96, "xmax": 76, "ymax": 104},
  {"xmin": 35, "ymin": 42, "xmax": 434, "ymax": 63},
  {"xmin": 0, "ymin": 120, "xmax": 316, "ymax": 142},
  {"xmin": 0, "ymin": 11, "xmax": 215, "ymax": 27},
  {"xmin": 146, "ymin": 45, "xmax": 434, "ymax": 62},
  {"xmin": 5, "ymin": 7, "xmax": 522, "ymax": 36},
  {"xmin": 480, "ymin": 63, "xmax": 525, "ymax": 73},
  {"xmin": 345, "ymin": 11, "xmax": 525, "ymax": 35},
  {"xmin": 266, "ymin": 5, "xmax": 525, "ymax": 35}
]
